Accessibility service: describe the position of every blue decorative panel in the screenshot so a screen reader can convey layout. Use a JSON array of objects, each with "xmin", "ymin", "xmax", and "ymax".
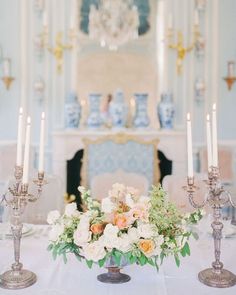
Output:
[
  {"xmin": 86, "ymin": 140, "xmax": 155, "ymax": 188},
  {"xmin": 79, "ymin": 0, "xmax": 150, "ymax": 36}
]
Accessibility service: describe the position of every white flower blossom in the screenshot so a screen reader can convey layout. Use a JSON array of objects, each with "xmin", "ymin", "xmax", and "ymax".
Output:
[
  {"xmin": 64, "ymin": 203, "xmax": 79, "ymax": 217},
  {"xmin": 127, "ymin": 227, "xmax": 140, "ymax": 243},
  {"xmin": 48, "ymin": 223, "xmax": 64, "ymax": 242},
  {"xmin": 117, "ymin": 234, "xmax": 132, "ymax": 253},
  {"xmin": 73, "ymin": 228, "xmax": 92, "ymax": 246},
  {"xmin": 82, "ymin": 239, "xmax": 106, "ymax": 262},
  {"xmin": 47, "ymin": 210, "xmax": 60, "ymax": 225},
  {"xmin": 101, "ymin": 197, "xmax": 115, "ymax": 213},
  {"xmin": 137, "ymin": 223, "xmax": 154, "ymax": 239},
  {"xmin": 78, "ymin": 186, "xmax": 86, "ymax": 193}
]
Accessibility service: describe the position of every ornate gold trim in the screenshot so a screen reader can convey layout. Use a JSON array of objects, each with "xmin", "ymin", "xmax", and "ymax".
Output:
[{"xmin": 80, "ymin": 133, "xmax": 160, "ymax": 189}]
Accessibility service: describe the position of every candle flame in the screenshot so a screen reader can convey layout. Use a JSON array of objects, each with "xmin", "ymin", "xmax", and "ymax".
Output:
[
  {"xmin": 187, "ymin": 113, "xmax": 191, "ymax": 121},
  {"xmin": 206, "ymin": 113, "xmax": 210, "ymax": 121},
  {"xmin": 213, "ymin": 103, "xmax": 216, "ymax": 111},
  {"xmin": 81, "ymin": 100, "xmax": 86, "ymax": 106},
  {"xmin": 41, "ymin": 112, "xmax": 45, "ymax": 119},
  {"xmin": 27, "ymin": 116, "xmax": 31, "ymax": 124},
  {"xmin": 19, "ymin": 107, "xmax": 23, "ymax": 115}
]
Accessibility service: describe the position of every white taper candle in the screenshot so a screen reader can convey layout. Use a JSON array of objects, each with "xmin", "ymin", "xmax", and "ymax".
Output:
[
  {"xmin": 212, "ymin": 103, "xmax": 218, "ymax": 167},
  {"xmin": 22, "ymin": 116, "xmax": 31, "ymax": 184},
  {"xmin": 38, "ymin": 112, "xmax": 45, "ymax": 172},
  {"xmin": 187, "ymin": 113, "xmax": 193, "ymax": 178},
  {"xmin": 206, "ymin": 114, "xmax": 213, "ymax": 170},
  {"xmin": 16, "ymin": 107, "xmax": 23, "ymax": 166}
]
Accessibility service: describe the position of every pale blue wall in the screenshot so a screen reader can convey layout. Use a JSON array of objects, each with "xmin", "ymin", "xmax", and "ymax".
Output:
[
  {"xmin": 0, "ymin": 0, "xmax": 236, "ymax": 144},
  {"xmin": 218, "ymin": 0, "xmax": 236, "ymax": 140},
  {"xmin": 0, "ymin": 0, "xmax": 20, "ymax": 140}
]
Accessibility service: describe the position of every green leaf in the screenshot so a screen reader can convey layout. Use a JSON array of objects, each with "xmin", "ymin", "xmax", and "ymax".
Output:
[
  {"xmin": 86, "ymin": 260, "xmax": 93, "ymax": 269},
  {"xmin": 160, "ymin": 252, "xmax": 165, "ymax": 265},
  {"xmin": 180, "ymin": 247, "xmax": 186, "ymax": 257},
  {"xmin": 47, "ymin": 244, "xmax": 54, "ymax": 251},
  {"xmin": 155, "ymin": 257, "xmax": 159, "ymax": 272},
  {"xmin": 129, "ymin": 255, "xmax": 137, "ymax": 264},
  {"xmin": 63, "ymin": 253, "xmax": 67, "ymax": 264},
  {"xmin": 147, "ymin": 258, "xmax": 155, "ymax": 266},
  {"xmin": 174, "ymin": 254, "xmax": 180, "ymax": 267},
  {"xmin": 113, "ymin": 251, "xmax": 122, "ymax": 266},
  {"xmin": 52, "ymin": 248, "xmax": 58, "ymax": 260},
  {"xmin": 74, "ymin": 253, "xmax": 82, "ymax": 262},
  {"xmin": 192, "ymin": 231, "xmax": 199, "ymax": 240},
  {"xmin": 98, "ymin": 257, "xmax": 106, "ymax": 268},
  {"xmin": 184, "ymin": 242, "xmax": 190, "ymax": 256},
  {"xmin": 139, "ymin": 254, "xmax": 147, "ymax": 266}
]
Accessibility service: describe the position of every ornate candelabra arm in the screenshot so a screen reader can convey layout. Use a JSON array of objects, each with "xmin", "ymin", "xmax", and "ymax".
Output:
[
  {"xmin": 183, "ymin": 177, "xmax": 207, "ymax": 209},
  {"xmin": 226, "ymin": 190, "xmax": 236, "ymax": 208}
]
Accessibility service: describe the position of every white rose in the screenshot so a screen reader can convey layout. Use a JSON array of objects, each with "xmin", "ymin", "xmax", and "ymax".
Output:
[
  {"xmin": 137, "ymin": 223, "xmax": 154, "ymax": 239},
  {"xmin": 101, "ymin": 197, "xmax": 115, "ymax": 213},
  {"xmin": 47, "ymin": 210, "xmax": 60, "ymax": 225},
  {"xmin": 103, "ymin": 224, "xmax": 120, "ymax": 250},
  {"xmin": 83, "ymin": 239, "xmax": 106, "ymax": 262},
  {"xmin": 117, "ymin": 234, "xmax": 132, "ymax": 253},
  {"xmin": 64, "ymin": 203, "xmax": 79, "ymax": 217},
  {"xmin": 128, "ymin": 227, "xmax": 140, "ymax": 243},
  {"xmin": 79, "ymin": 215, "xmax": 91, "ymax": 229},
  {"xmin": 73, "ymin": 228, "xmax": 92, "ymax": 247},
  {"xmin": 155, "ymin": 234, "xmax": 164, "ymax": 247},
  {"xmin": 48, "ymin": 223, "xmax": 64, "ymax": 242}
]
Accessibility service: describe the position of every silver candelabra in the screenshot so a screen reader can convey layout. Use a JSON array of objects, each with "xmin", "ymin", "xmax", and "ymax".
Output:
[
  {"xmin": 0, "ymin": 165, "xmax": 47, "ymax": 290},
  {"xmin": 184, "ymin": 166, "xmax": 236, "ymax": 288}
]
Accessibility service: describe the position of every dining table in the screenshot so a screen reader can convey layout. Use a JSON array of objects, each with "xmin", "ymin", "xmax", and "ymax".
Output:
[{"xmin": 0, "ymin": 220, "xmax": 236, "ymax": 295}]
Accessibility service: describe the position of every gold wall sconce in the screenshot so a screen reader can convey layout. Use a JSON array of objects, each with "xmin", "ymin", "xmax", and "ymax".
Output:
[
  {"xmin": 1, "ymin": 58, "xmax": 15, "ymax": 90},
  {"xmin": 223, "ymin": 61, "xmax": 236, "ymax": 91},
  {"xmin": 167, "ymin": 12, "xmax": 202, "ymax": 75},
  {"xmin": 38, "ymin": 12, "xmax": 78, "ymax": 74}
]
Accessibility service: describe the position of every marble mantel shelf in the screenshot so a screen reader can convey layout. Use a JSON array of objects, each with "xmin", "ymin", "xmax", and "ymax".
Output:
[{"xmin": 52, "ymin": 128, "xmax": 187, "ymax": 192}]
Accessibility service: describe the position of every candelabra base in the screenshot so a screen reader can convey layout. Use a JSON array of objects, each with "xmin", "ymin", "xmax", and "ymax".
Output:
[
  {"xmin": 198, "ymin": 268, "xmax": 236, "ymax": 288},
  {"xmin": 0, "ymin": 269, "xmax": 37, "ymax": 289}
]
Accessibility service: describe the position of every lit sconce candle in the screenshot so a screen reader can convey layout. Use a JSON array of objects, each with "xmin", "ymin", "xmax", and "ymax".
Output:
[
  {"xmin": 187, "ymin": 113, "xmax": 193, "ymax": 178},
  {"xmin": 212, "ymin": 103, "xmax": 218, "ymax": 167},
  {"xmin": 38, "ymin": 112, "xmax": 45, "ymax": 173},
  {"xmin": 16, "ymin": 107, "xmax": 23, "ymax": 167},
  {"xmin": 206, "ymin": 114, "xmax": 212, "ymax": 170},
  {"xmin": 227, "ymin": 61, "xmax": 235, "ymax": 78},
  {"xmin": 3, "ymin": 58, "xmax": 11, "ymax": 77},
  {"xmin": 194, "ymin": 10, "xmax": 199, "ymax": 26},
  {"xmin": 22, "ymin": 116, "xmax": 31, "ymax": 184},
  {"xmin": 130, "ymin": 97, "xmax": 136, "ymax": 116},
  {"xmin": 168, "ymin": 13, "xmax": 173, "ymax": 30}
]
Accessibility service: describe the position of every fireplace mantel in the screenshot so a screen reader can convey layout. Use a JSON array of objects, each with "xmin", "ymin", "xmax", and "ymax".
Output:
[{"xmin": 52, "ymin": 129, "xmax": 186, "ymax": 192}]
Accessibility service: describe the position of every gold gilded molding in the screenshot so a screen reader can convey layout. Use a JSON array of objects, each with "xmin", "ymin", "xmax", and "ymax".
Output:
[{"xmin": 80, "ymin": 133, "xmax": 160, "ymax": 189}]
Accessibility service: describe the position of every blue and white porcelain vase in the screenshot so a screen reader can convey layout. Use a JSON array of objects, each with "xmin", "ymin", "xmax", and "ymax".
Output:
[
  {"xmin": 109, "ymin": 90, "xmax": 127, "ymax": 128},
  {"xmin": 157, "ymin": 93, "xmax": 175, "ymax": 129},
  {"xmin": 87, "ymin": 93, "xmax": 102, "ymax": 128},
  {"xmin": 65, "ymin": 92, "xmax": 81, "ymax": 129},
  {"xmin": 133, "ymin": 93, "xmax": 150, "ymax": 128}
]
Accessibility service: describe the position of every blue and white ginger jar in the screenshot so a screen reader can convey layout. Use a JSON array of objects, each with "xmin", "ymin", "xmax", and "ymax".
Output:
[
  {"xmin": 87, "ymin": 93, "xmax": 102, "ymax": 128},
  {"xmin": 133, "ymin": 93, "xmax": 150, "ymax": 128},
  {"xmin": 65, "ymin": 92, "xmax": 81, "ymax": 129},
  {"xmin": 157, "ymin": 93, "xmax": 175, "ymax": 129},
  {"xmin": 109, "ymin": 90, "xmax": 127, "ymax": 128}
]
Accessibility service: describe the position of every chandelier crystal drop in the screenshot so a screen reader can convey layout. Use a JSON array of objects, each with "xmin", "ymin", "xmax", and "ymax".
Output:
[{"xmin": 89, "ymin": 0, "xmax": 139, "ymax": 50}]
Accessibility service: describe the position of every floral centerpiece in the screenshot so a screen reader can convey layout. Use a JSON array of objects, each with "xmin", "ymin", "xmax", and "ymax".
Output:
[{"xmin": 47, "ymin": 184, "xmax": 203, "ymax": 283}]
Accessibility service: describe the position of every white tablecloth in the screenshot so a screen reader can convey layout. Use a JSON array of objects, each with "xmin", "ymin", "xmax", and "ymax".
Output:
[{"xmin": 0, "ymin": 224, "xmax": 236, "ymax": 295}]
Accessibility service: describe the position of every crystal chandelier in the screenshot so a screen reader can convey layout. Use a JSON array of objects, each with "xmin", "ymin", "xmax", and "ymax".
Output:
[{"xmin": 89, "ymin": 0, "xmax": 139, "ymax": 50}]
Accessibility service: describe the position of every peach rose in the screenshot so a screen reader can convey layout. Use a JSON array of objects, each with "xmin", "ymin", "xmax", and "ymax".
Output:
[
  {"xmin": 90, "ymin": 223, "xmax": 105, "ymax": 235},
  {"xmin": 113, "ymin": 213, "xmax": 130, "ymax": 229},
  {"xmin": 138, "ymin": 239, "xmax": 155, "ymax": 255}
]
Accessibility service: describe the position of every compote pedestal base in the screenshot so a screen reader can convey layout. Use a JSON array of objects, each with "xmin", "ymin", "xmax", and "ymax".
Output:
[
  {"xmin": 97, "ymin": 267, "xmax": 131, "ymax": 284},
  {"xmin": 0, "ymin": 269, "xmax": 37, "ymax": 289},
  {"xmin": 198, "ymin": 268, "xmax": 236, "ymax": 288}
]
